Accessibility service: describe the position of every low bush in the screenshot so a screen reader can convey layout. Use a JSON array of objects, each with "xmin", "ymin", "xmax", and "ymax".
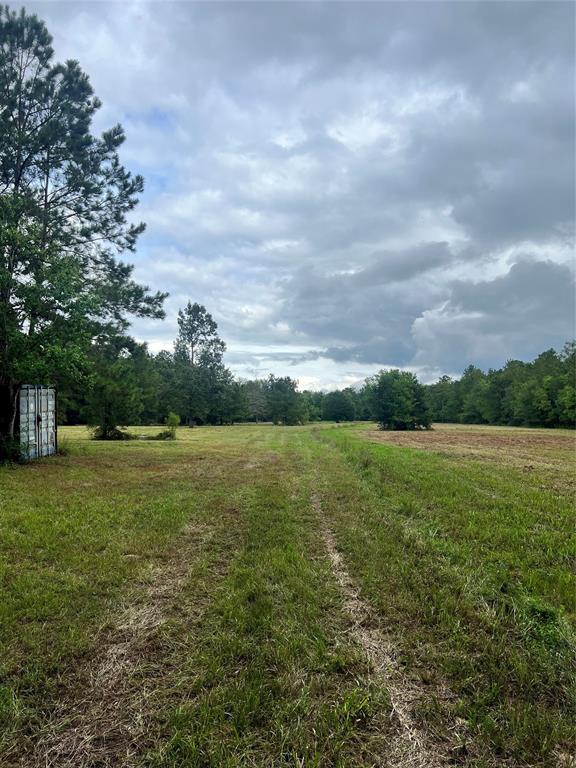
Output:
[
  {"xmin": 146, "ymin": 429, "xmax": 174, "ymax": 441},
  {"xmin": 56, "ymin": 437, "xmax": 73, "ymax": 456},
  {"xmin": 166, "ymin": 412, "xmax": 180, "ymax": 439},
  {"xmin": 91, "ymin": 427, "xmax": 136, "ymax": 441},
  {"xmin": 0, "ymin": 435, "xmax": 24, "ymax": 464}
]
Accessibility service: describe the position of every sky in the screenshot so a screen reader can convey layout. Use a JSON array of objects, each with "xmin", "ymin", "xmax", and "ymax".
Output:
[{"xmin": 26, "ymin": 0, "xmax": 576, "ymax": 390}]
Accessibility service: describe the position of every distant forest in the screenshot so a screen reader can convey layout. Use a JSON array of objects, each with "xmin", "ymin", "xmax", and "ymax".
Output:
[
  {"xmin": 425, "ymin": 343, "xmax": 575, "ymax": 428},
  {"xmin": 58, "ymin": 312, "xmax": 575, "ymax": 431}
]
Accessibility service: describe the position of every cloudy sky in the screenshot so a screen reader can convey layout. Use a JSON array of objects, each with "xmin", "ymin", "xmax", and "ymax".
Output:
[{"xmin": 28, "ymin": 0, "xmax": 575, "ymax": 389}]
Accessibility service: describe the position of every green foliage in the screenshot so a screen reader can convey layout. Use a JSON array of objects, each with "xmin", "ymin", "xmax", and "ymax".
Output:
[
  {"xmin": 173, "ymin": 302, "xmax": 228, "ymax": 426},
  {"xmin": 91, "ymin": 427, "xmax": 135, "ymax": 441},
  {"xmin": 165, "ymin": 412, "xmax": 180, "ymax": 439},
  {"xmin": 321, "ymin": 389, "xmax": 356, "ymax": 422},
  {"xmin": 175, "ymin": 302, "xmax": 226, "ymax": 368},
  {"xmin": 147, "ymin": 429, "xmax": 175, "ymax": 441},
  {"xmin": 0, "ymin": 7, "xmax": 165, "ymax": 439},
  {"xmin": 300, "ymin": 390, "xmax": 324, "ymax": 422},
  {"xmin": 54, "ymin": 301, "xmax": 252, "ymax": 430},
  {"xmin": 364, "ymin": 369, "xmax": 431, "ymax": 430},
  {"xmin": 0, "ymin": 434, "xmax": 24, "ymax": 464},
  {"xmin": 426, "ymin": 342, "xmax": 576, "ymax": 428},
  {"xmin": 48, "ymin": 281, "xmax": 573, "ymax": 437},
  {"xmin": 241, "ymin": 379, "xmax": 269, "ymax": 422},
  {"xmin": 264, "ymin": 374, "xmax": 305, "ymax": 425},
  {"xmin": 83, "ymin": 337, "xmax": 145, "ymax": 439}
]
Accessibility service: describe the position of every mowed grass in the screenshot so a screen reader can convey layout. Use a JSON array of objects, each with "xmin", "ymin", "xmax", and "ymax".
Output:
[
  {"xmin": 313, "ymin": 423, "xmax": 575, "ymax": 764},
  {"xmin": 0, "ymin": 422, "xmax": 574, "ymax": 766},
  {"xmin": 0, "ymin": 426, "xmax": 389, "ymax": 767}
]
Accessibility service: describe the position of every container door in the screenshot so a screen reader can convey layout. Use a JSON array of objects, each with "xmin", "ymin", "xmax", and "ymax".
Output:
[
  {"xmin": 19, "ymin": 386, "xmax": 37, "ymax": 459},
  {"xmin": 46, "ymin": 388, "xmax": 56, "ymax": 455},
  {"xmin": 36, "ymin": 387, "xmax": 56, "ymax": 457}
]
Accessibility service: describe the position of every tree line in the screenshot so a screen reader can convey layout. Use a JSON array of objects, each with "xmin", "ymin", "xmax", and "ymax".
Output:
[
  {"xmin": 57, "ymin": 315, "xmax": 575, "ymax": 432},
  {"xmin": 57, "ymin": 300, "xmax": 364, "ymax": 430},
  {"xmin": 426, "ymin": 343, "xmax": 575, "ymax": 428}
]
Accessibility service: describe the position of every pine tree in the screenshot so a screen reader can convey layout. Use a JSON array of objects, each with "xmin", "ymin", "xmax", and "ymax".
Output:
[
  {"xmin": 173, "ymin": 302, "xmax": 226, "ymax": 425},
  {"xmin": 0, "ymin": 8, "xmax": 166, "ymax": 447}
]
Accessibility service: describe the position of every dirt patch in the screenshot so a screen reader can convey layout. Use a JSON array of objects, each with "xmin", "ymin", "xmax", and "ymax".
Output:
[
  {"xmin": 313, "ymin": 493, "xmax": 467, "ymax": 767},
  {"xmin": 364, "ymin": 425, "xmax": 574, "ymax": 453},
  {"xmin": 28, "ymin": 524, "xmax": 215, "ymax": 768},
  {"xmin": 363, "ymin": 425, "xmax": 575, "ymax": 484},
  {"xmin": 555, "ymin": 750, "xmax": 576, "ymax": 768}
]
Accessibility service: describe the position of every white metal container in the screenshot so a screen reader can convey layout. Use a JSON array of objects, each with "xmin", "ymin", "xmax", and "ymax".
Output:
[{"xmin": 19, "ymin": 385, "xmax": 57, "ymax": 459}]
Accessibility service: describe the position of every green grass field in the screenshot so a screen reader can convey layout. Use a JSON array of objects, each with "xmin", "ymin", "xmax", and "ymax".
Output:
[{"xmin": 0, "ymin": 423, "xmax": 574, "ymax": 767}]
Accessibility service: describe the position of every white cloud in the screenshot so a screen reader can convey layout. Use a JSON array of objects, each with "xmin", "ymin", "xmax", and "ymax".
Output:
[
  {"xmin": 327, "ymin": 109, "xmax": 403, "ymax": 153},
  {"xmin": 26, "ymin": 0, "xmax": 575, "ymax": 385}
]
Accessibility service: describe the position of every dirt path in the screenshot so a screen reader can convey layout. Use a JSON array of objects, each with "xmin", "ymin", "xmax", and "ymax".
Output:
[
  {"xmin": 313, "ymin": 493, "xmax": 464, "ymax": 768},
  {"xmin": 27, "ymin": 524, "xmax": 220, "ymax": 768}
]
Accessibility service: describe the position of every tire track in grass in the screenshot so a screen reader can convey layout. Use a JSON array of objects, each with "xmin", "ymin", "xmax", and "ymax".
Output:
[
  {"xmin": 28, "ymin": 522, "xmax": 233, "ymax": 768},
  {"xmin": 313, "ymin": 492, "xmax": 459, "ymax": 768},
  {"xmin": 142, "ymin": 444, "xmax": 395, "ymax": 767}
]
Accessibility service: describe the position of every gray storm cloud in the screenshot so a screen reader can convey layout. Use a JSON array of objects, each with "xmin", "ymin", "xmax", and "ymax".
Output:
[{"xmin": 27, "ymin": 0, "xmax": 575, "ymax": 387}]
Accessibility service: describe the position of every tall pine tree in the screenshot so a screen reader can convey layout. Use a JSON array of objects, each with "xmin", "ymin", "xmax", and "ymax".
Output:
[
  {"xmin": 174, "ymin": 302, "xmax": 226, "ymax": 425},
  {"xmin": 0, "ymin": 8, "xmax": 166, "ymax": 446}
]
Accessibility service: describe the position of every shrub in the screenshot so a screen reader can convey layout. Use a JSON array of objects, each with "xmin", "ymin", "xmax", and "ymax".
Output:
[
  {"xmin": 147, "ymin": 429, "xmax": 174, "ymax": 441},
  {"xmin": 0, "ymin": 435, "xmax": 24, "ymax": 463},
  {"xmin": 56, "ymin": 437, "xmax": 72, "ymax": 456},
  {"xmin": 166, "ymin": 412, "xmax": 180, "ymax": 439},
  {"xmin": 91, "ymin": 426, "xmax": 135, "ymax": 441}
]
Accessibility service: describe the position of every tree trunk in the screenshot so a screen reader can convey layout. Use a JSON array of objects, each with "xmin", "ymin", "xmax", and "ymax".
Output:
[{"xmin": 0, "ymin": 381, "xmax": 19, "ymax": 441}]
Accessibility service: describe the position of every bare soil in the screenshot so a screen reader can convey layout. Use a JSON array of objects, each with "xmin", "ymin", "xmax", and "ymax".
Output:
[{"xmin": 363, "ymin": 424, "xmax": 575, "ymax": 490}]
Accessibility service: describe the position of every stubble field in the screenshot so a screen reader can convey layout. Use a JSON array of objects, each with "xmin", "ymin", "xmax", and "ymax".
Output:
[{"xmin": 0, "ymin": 422, "xmax": 574, "ymax": 767}]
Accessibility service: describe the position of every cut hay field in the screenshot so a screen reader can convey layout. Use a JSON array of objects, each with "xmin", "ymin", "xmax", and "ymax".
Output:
[{"xmin": 0, "ymin": 423, "xmax": 574, "ymax": 767}]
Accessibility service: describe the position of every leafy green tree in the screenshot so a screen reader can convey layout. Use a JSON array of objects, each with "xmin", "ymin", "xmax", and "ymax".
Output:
[
  {"xmin": 558, "ymin": 383, "xmax": 576, "ymax": 427},
  {"xmin": 300, "ymin": 390, "xmax": 324, "ymax": 422},
  {"xmin": 152, "ymin": 350, "xmax": 184, "ymax": 422},
  {"xmin": 365, "ymin": 369, "xmax": 431, "ymax": 430},
  {"xmin": 423, "ymin": 344, "xmax": 575, "ymax": 428},
  {"xmin": 458, "ymin": 366, "xmax": 489, "ymax": 423},
  {"xmin": 0, "ymin": 7, "xmax": 165, "ymax": 446},
  {"xmin": 558, "ymin": 342, "xmax": 576, "ymax": 427},
  {"xmin": 322, "ymin": 390, "xmax": 355, "ymax": 422},
  {"xmin": 346, "ymin": 386, "xmax": 371, "ymax": 420},
  {"xmin": 426, "ymin": 375, "xmax": 460, "ymax": 423},
  {"xmin": 482, "ymin": 369, "xmax": 508, "ymax": 424},
  {"xmin": 82, "ymin": 337, "xmax": 145, "ymax": 439},
  {"xmin": 242, "ymin": 379, "xmax": 269, "ymax": 422},
  {"xmin": 512, "ymin": 380, "xmax": 550, "ymax": 426},
  {"xmin": 210, "ymin": 368, "xmax": 248, "ymax": 424},
  {"xmin": 175, "ymin": 302, "xmax": 225, "ymax": 368},
  {"xmin": 498, "ymin": 360, "xmax": 530, "ymax": 425},
  {"xmin": 131, "ymin": 344, "xmax": 162, "ymax": 424},
  {"xmin": 532, "ymin": 348, "xmax": 563, "ymax": 380},
  {"xmin": 265, "ymin": 375, "xmax": 304, "ymax": 425}
]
